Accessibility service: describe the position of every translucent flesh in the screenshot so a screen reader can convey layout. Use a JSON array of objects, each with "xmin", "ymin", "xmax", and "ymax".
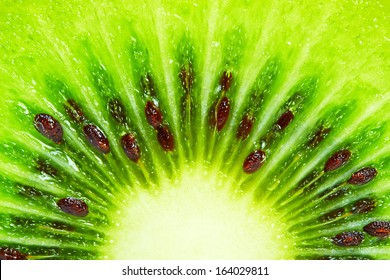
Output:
[{"xmin": 0, "ymin": 0, "xmax": 389, "ymax": 259}]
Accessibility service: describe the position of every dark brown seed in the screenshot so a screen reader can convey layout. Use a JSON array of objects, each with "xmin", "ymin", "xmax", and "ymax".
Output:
[
  {"xmin": 156, "ymin": 125, "xmax": 175, "ymax": 151},
  {"xmin": 34, "ymin": 113, "xmax": 63, "ymax": 144},
  {"xmin": 236, "ymin": 114, "xmax": 254, "ymax": 140},
  {"xmin": 211, "ymin": 96, "xmax": 230, "ymax": 132},
  {"xmin": 320, "ymin": 208, "xmax": 345, "ymax": 222},
  {"xmin": 220, "ymin": 71, "xmax": 233, "ymax": 92},
  {"xmin": 0, "ymin": 248, "xmax": 27, "ymax": 260},
  {"xmin": 363, "ymin": 221, "xmax": 390, "ymax": 237},
  {"xmin": 145, "ymin": 101, "xmax": 163, "ymax": 129},
  {"xmin": 243, "ymin": 150, "xmax": 266, "ymax": 174},
  {"xmin": 351, "ymin": 198, "xmax": 376, "ymax": 214},
  {"xmin": 179, "ymin": 63, "xmax": 194, "ymax": 95},
  {"xmin": 140, "ymin": 73, "xmax": 157, "ymax": 97},
  {"xmin": 308, "ymin": 127, "xmax": 331, "ymax": 147},
  {"xmin": 121, "ymin": 133, "xmax": 141, "ymax": 163},
  {"xmin": 83, "ymin": 124, "xmax": 110, "ymax": 154},
  {"xmin": 108, "ymin": 98, "xmax": 126, "ymax": 124},
  {"xmin": 57, "ymin": 197, "xmax": 89, "ymax": 217},
  {"xmin": 36, "ymin": 160, "xmax": 58, "ymax": 177},
  {"xmin": 348, "ymin": 167, "xmax": 378, "ymax": 185},
  {"xmin": 332, "ymin": 231, "xmax": 364, "ymax": 247},
  {"xmin": 276, "ymin": 110, "xmax": 294, "ymax": 130},
  {"xmin": 64, "ymin": 99, "xmax": 86, "ymax": 124},
  {"xmin": 324, "ymin": 149, "xmax": 352, "ymax": 172}
]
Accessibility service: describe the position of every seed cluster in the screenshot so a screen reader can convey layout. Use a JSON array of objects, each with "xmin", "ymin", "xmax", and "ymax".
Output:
[
  {"xmin": 332, "ymin": 220, "xmax": 390, "ymax": 247},
  {"xmin": 64, "ymin": 99, "xmax": 111, "ymax": 154},
  {"xmin": 141, "ymin": 74, "xmax": 175, "ymax": 152},
  {"xmin": 241, "ymin": 96, "xmax": 301, "ymax": 175},
  {"xmin": 209, "ymin": 71, "xmax": 233, "ymax": 132},
  {"xmin": 26, "ymin": 55, "xmax": 388, "ymax": 260}
]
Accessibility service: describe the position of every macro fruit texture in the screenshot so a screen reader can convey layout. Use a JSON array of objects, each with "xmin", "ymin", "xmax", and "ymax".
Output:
[{"xmin": 0, "ymin": 0, "xmax": 389, "ymax": 260}]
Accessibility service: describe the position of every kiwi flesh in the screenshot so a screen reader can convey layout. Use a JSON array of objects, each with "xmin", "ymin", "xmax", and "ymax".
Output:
[{"xmin": 0, "ymin": 0, "xmax": 389, "ymax": 260}]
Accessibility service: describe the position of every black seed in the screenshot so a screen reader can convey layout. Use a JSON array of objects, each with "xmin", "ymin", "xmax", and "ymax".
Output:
[
  {"xmin": 156, "ymin": 125, "xmax": 175, "ymax": 151},
  {"xmin": 332, "ymin": 231, "xmax": 364, "ymax": 247},
  {"xmin": 145, "ymin": 101, "xmax": 163, "ymax": 129},
  {"xmin": 348, "ymin": 167, "xmax": 378, "ymax": 185},
  {"xmin": 236, "ymin": 114, "xmax": 254, "ymax": 141},
  {"xmin": 351, "ymin": 198, "xmax": 376, "ymax": 214},
  {"xmin": 0, "ymin": 248, "xmax": 27, "ymax": 260},
  {"xmin": 276, "ymin": 110, "xmax": 294, "ymax": 130},
  {"xmin": 210, "ymin": 96, "xmax": 230, "ymax": 131},
  {"xmin": 220, "ymin": 71, "xmax": 233, "ymax": 92},
  {"xmin": 324, "ymin": 149, "xmax": 352, "ymax": 172},
  {"xmin": 121, "ymin": 133, "xmax": 141, "ymax": 163},
  {"xmin": 64, "ymin": 99, "xmax": 86, "ymax": 124},
  {"xmin": 363, "ymin": 221, "xmax": 390, "ymax": 238},
  {"xmin": 34, "ymin": 113, "xmax": 63, "ymax": 144},
  {"xmin": 36, "ymin": 160, "xmax": 58, "ymax": 177},
  {"xmin": 320, "ymin": 208, "xmax": 345, "ymax": 222},
  {"xmin": 308, "ymin": 126, "xmax": 331, "ymax": 147},
  {"xmin": 179, "ymin": 63, "xmax": 194, "ymax": 95},
  {"xmin": 57, "ymin": 197, "xmax": 89, "ymax": 217},
  {"xmin": 108, "ymin": 98, "xmax": 126, "ymax": 124},
  {"xmin": 243, "ymin": 150, "xmax": 266, "ymax": 174},
  {"xmin": 83, "ymin": 124, "xmax": 110, "ymax": 154},
  {"xmin": 140, "ymin": 73, "xmax": 157, "ymax": 97}
]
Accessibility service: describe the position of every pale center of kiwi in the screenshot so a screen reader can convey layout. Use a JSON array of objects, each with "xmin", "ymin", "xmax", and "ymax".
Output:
[{"xmin": 103, "ymin": 164, "xmax": 293, "ymax": 259}]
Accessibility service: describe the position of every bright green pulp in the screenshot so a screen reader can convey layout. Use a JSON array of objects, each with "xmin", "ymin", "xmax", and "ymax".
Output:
[{"xmin": 0, "ymin": 0, "xmax": 389, "ymax": 259}]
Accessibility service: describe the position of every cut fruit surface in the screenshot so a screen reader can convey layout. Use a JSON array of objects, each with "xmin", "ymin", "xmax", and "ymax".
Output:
[
  {"xmin": 0, "ymin": 0, "xmax": 389, "ymax": 260},
  {"xmin": 106, "ymin": 165, "xmax": 292, "ymax": 260}
]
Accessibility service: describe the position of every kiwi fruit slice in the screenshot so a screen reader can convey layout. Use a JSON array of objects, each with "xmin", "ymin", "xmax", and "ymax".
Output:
[{"xmin": 0, "ymin": 0, "xmax": 389, "ymax": 260}]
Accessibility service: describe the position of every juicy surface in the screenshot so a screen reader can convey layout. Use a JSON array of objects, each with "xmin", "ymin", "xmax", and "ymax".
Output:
[
  {"xmin": 0, "ymin": 0, "xmax": 389, "ymax": 259},
  {"xmin": 107, "ymin": 166, "xmax": 291, "ymax": 259}
]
